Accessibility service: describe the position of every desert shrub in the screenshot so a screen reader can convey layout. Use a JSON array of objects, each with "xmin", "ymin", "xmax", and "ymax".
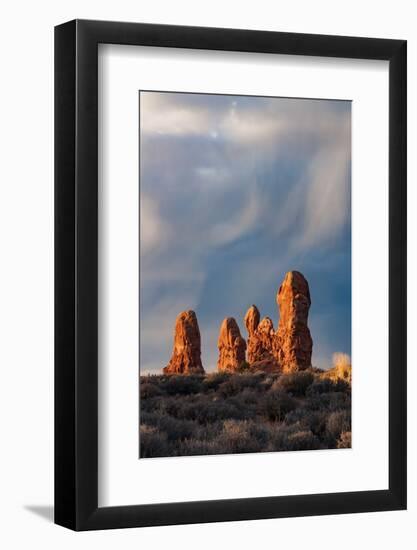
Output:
[
  {"xmin": 306, "ymin": 412, "xmax": 329, "ymax": 439},
  {"xmin": 168, "ymin": 395, "xmax": 247, "ymax": 424},
  {"xmin": 174, "ymin": 420, "xmax": 267, "ymax": 456},
  {"xmin": 261, "ymin": 373, "xmax": 281, "ymax": 390},
  {"xmin": 337, "ymin": 431, "xmax": 352, "ymax": 448},
  {"xmin": 266, "ymin": 424, "xmax": 321, "ymax": 452},
  {"xmin": 306, "ymin": 378, "xmax": 349, "ymax": 396},
  {"xmin": 195, "ymin": 399, "xmax": 249, "ymax": 423},
  {"xmin": 266, "ymin": 424, "xmax": 297, "ymax": 450},
  {"xmin": 236, "ymin": 388, "xmax": 261, "ymax": 406},
  {"xmin": 139, "ymin": 372, "xmax": 352, "ymax": 458},
  {"xmin": 284, "ymin": 407, "xmax": 312, "ymax": 426},
  {"xmin": 162, "ymin": 375, "xmax": 204, "ymax": 395},
  {"xmin": 216, "ymin": 420, "xmax": 262, "ymax": 454},
  {"xmin": 285, "ymin": 430, "xmax": 321, "ymax": 451},
  {"xmin": 157, "ymin": 416, "xmax": 198, "ymax": 442},
  {"xmin": 284, "ymin": 408, "xmax": 328, "ymax": 438},
  {"xmin": 162, "ymin": 395, "xmax": 200, "ymax": 420},
  {"xmin": 329, "ymin": 392, "xmax": 351, "ymax": 411},
  {"xmin": 140, "ymin": 380, "xmax": 163, "ymax": 399},
  {"xmin": 140, "ymin": 395, "xmax": 166, "ymax": 413},
  {"xmin": 235, "ymin": 361, "xmax": 252, "ymax": 373},
  {"xmin": 177, "ymin": 438, "xmax": 222, "ymax": 456},
  {"xmin": 162, "ymin": 395, "xmax": 183, "ymax": 417},
  {"xmin": 307, "ymin": 368, "xmax": 319, "ymax": 378},
  {"xmin": 140, "ymin": 374, "xmax": 162, "ymax": 384},
  {"xmin": 218, "ymin": 373, "xmax": 265, "ymax": 397},
  {"xmin": 194, "ymin": 421, "xmax": 223, "ymax": 441},
  {"xmin": 228, "ymin": 393, "xmax": 257, "ymax": 416},
  {"xmin": 139, "ymin": 425, "xmax": 170, "ymax": 458},
  {"xmin": 329, "ymin": 352, "xmax": 352, "ymax": 384},
  {"xmin": 306, "ymin": 391, "xmax": 350, "ymax": 412},
  {"xmin": 202, "ymin": 372, "xmax": 230, "ymax": 391},
  {"xmin": 247, "ymin": 422, "xmax": 270, "ymax": 446},
  {"xmin": 259, "ymin": 375, "xmax": 278, "ymax": 391},
  {"xmin": 333, "ymin": 352, "xmax": 351, "ymax": 370},
  {"xmin": 274, "ymin": 371, "xmax": 314, "ymax": 396},
  {"xmin": 140, "ymin": 410, "xmax": 164, "ymax": 427},
  {"xmin": 334, "ymin": 391, "xmax": 351, "ymax": 410},
  {"xmin": 316, "ymin": 413, "xmax": 333, "ymax": 438},
  {"xmin": 261, "ymin": 390, "xmax": 297, "ymax": 422},
  {"xmin": 326, "ymin": 410, "xmax": 351, "ymax": 440}
]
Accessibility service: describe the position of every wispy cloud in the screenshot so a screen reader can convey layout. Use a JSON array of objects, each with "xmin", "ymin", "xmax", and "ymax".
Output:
[
  {"xmin": 140, "ymin": 194, "xmax": 169, "ymax": 255},
  {"xmin": 139, "ymin": 91, "xmax": 351, "ymax": 371},
  {"xmin": 207, "ymin": 189, "xmax": 261, "ymax": 246},
  {"xmin": 298, "ymin": 142, "xmax": 351, "ymax": 250},
  {"xmin": 141, "ymin": 92, "xmax": 214, "ymax": 136}
]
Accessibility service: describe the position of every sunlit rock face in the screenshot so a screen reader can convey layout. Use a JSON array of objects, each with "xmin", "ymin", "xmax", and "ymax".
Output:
[
  {"xmin": 163, "ymin": 310, "xmax": 205, "ymax": 374},
  {"xmin": 217, "ymin": 317, "xmax": 247, "ymax": 372},
  {"xmin": 244, "ymin": 305, "xmax": 279, "ymax": 370},
  {"xmin": 274, "ymin": 271, "xmax": 313, "ymax": 372},
  {"xmin": 163, "ymin": 271, "xmax": 313, "ymax": 375}
]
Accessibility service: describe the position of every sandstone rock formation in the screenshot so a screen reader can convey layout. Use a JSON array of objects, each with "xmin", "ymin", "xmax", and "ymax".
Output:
[
  {"xmin": 163, "ymin": 310, "xmax": 205, "ymax": 375},
  {"xmin": 217, "ymin": 317, "xmax": 247, "ymax": 372},
  {"xmin": 244, "ymin": 305, "xmax": 260, "ymax": 338},
  {"xmin": 274, "ymin": 271, "xmax": 312, "ymax": 372},
  {"xmin": 163, "ymin": 271, "xmax": 313, "ymax": 375},
  {"xmin": 244, "ymin": 305, "xmax": 278, "ymax": 370},
  {"xmin": 256, "ymin": 317, "xmax": 276, "ymax": 356}
]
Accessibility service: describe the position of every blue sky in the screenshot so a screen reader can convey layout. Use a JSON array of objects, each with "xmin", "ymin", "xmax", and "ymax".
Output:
[{"xmin": 139, "ymin": 91, "xmax": 351, "ymax": 372}]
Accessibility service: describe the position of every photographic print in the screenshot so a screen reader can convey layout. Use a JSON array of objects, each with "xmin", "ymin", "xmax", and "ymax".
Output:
[{"xmin": 139, "ymin": 91, "xmax": 351, "ymax": 459}]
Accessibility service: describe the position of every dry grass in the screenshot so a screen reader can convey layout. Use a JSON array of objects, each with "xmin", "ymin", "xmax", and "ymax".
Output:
[
  {"xmin": 321, "ymin": 353, "xmax": 352, "ymax": 384},
  {"xmin": 139, "ymin": 369, "xmax": 351, "ymax": 458}
]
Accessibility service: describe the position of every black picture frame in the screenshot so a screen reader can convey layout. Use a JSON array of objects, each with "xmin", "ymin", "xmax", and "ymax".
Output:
[{"xmin": 55, "ymin": 19, "xmax": 407, "ymax": 531}]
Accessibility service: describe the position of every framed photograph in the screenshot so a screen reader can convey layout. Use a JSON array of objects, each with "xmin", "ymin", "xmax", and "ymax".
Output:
[{"xmin": 55, "ymin": 19, "xmax": 406, "ymax": 530}]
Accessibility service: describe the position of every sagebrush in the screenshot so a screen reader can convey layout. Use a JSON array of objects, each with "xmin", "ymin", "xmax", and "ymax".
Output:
[{"xmin": 139, "ymin": 370, "xmax": 351, "ymax": 458}]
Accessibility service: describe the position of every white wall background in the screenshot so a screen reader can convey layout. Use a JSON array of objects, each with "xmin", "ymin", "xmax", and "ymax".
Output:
[{"xmin": 0, "ymin": 1, "xmax": 414, "ymax": 548}]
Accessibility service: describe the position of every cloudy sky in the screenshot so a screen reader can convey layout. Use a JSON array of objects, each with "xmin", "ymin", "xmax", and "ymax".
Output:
[{"xmin": 139, "ymin": 91, "xmax": 351, "ymax": 373}]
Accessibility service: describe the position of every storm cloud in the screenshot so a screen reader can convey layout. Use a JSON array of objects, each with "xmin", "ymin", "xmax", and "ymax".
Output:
[{"xmin": 140, "ymin": 91, "xmax": 351, "ymax": 372}]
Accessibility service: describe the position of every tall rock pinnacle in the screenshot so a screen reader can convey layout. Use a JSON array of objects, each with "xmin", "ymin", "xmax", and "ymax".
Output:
[
  {"xmin": 163, "ymin": 310, "xmax": 205, "ymax": 374},
  {"xmin": 274, "ymin": 271, "xmax": 313, "ymax": 372},
  {"xmin": 217, "ymin": 317, "xmax": 247, "ymax": 372},
  {"xmin": 244, "ymin": 305, "xmax": 260, "ymax": 338}
]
